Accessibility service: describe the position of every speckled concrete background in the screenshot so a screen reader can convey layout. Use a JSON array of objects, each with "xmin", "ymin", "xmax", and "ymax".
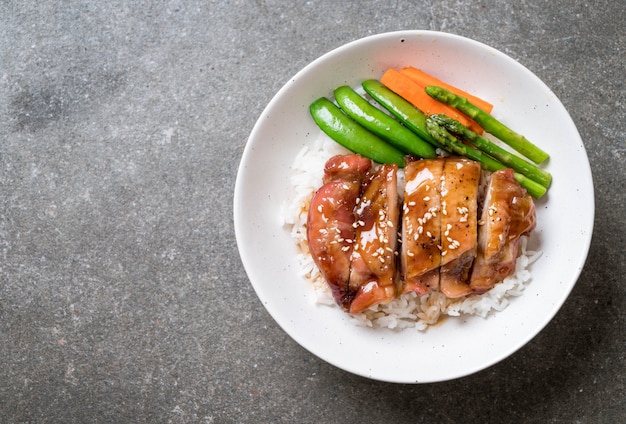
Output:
[{"xmin": 1, "ymin": 1, "xmax": 624, "ymax": 423}]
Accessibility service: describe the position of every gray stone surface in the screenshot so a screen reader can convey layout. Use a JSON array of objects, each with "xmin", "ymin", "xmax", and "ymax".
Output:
[{"xmin": 1, "ymin": 1, "xmax": 624, "ymax": 422}]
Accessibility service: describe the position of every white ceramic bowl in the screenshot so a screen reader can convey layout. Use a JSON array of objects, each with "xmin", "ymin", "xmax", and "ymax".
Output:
[{"xmin": 234, "ymin": 30, "xmax": 594, "ymax": 383}]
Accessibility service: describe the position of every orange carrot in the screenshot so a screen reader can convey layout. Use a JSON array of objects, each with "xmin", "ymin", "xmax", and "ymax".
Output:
[
  {"xmin": 380, "ymin": 69, "xmax": 484, "ymax": 134},
  {"xmin": 399, "ymin": 66, "xmax": 493, "ymax": 114}
]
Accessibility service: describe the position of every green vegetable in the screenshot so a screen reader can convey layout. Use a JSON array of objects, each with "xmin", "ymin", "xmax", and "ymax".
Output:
[
  {"xmin": 334, "ymin": 85, "xmax": 437, "ymax": 159},
  {"xmin": 361, "ymin": 79, "xmax": 442, "ymax": 149},
  {"xmin": 309, "ymin": 97, "xmax": 405, "ymax": 167},
  {"xmin": 425, "ymin": 118, "xmax": 547, "ymax": 198},
  {"xmin": 425, "ymin": 86, "xmax": 549, "ymax": 164},
  {"xmin": 430, "ymin": 114, "xmax": 552, "ymax": 188}
]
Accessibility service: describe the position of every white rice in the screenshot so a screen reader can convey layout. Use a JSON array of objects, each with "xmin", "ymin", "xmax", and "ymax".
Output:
[{"xmin": 282, "ymin": 135, "xmax": 542, "ymax": 331}]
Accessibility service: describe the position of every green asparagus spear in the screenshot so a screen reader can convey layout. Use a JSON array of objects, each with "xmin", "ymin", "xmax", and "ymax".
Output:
[
  {"xmin": 425, "ymin": 86, "xmax": 549, "ymax": 164},
  {"xmin": 425, "ymin": 118, "xmax": 547, "ymax": 198},
  {"xmin": 430, "ymin": 114, "xmax": 552, "ymax": 188}
]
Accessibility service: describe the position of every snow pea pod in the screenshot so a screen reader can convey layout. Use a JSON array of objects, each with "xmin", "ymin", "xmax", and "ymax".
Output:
[
  {"xmin": 309, "ymin": 97, "xmax": 405, "ymax": 167},
  {"xmin": 361, "ymin": 79, "xmax": 441, "ymax": 149},
  {"xmin": 333, "ymin": 85, "xmax": 437, "ymax": 159}
]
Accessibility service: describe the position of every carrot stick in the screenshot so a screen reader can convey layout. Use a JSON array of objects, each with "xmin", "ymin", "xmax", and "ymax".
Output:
[
  {"xmin": 380, "ymin": 69, "xmax": 484, "ymax": 134},
  {"xmin": 399, "ymin": 66, "xmax": 494, "ymax": 114}
]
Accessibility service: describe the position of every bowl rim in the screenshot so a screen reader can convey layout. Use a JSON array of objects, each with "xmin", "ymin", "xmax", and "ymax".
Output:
[{"xmin": 234, "ymin": 30, "xmax": 595, "ymax": 383}]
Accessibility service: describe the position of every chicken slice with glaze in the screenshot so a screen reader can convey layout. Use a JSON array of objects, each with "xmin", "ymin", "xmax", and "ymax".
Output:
[
  {"xmin": 348, "ymin": 164, "xmax": 399, "ymax": 313},
  {"xmin": 470, "ymin": 168, "xmax": 536, "ymax": 293},
  {"xmin": 439, "ymin": 158, "xmax": 481, "ymax": 298},
  {"xmin": 307, "ymin": 154, "xmax": 372, "ymax": 310},
  {"xmin": 401, "ymin": 158, "xmax": 445, "ymax": 295}
]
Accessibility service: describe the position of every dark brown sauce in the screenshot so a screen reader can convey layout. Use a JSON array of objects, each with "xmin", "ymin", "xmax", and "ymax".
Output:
[{"xmin": 432, "ymin": 314, "xmax": 450, "ymax": 328}]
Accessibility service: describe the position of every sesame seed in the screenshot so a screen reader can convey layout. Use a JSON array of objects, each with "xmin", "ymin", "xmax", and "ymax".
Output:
[{"xmin": 423, "ymin": 196, "xmax": 430, "ymax": 201}]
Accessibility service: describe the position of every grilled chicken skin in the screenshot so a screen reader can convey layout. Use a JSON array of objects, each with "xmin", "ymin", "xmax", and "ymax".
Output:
[
  {"xmin": 401, "ymin": 158, "xmax": 444, "ymax": 295},
  {"xmin": 307, "ymin": 154, "xmax": 372, "ymax": 310},
  {"xmin": 309, "ymin": 154, "xmax": 537, "ymax": 312},
  {"xmin": 438, "ymin": 158, "xmax": 481, "ymax": 298},
  {"xmin": 348, "ymin": 164, "xmax": 399, "ymax": 313},
  {"xmin": 470, "ymin": 168, "xmax": 536, "ymax": 293}
]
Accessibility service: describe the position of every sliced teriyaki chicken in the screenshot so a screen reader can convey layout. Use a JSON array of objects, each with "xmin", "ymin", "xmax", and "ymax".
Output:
[
  {"xmin": 401, "ymin": 158, "xmax": 445, "ymax": 295},
  {"xmin": 470, "ymin": 168, "xmax": 536, "ymax": 293},
  {"xmin": 307, "ymin": 154, "xmax": 372, "ymax": 310},
  {"xmin": 348, "ymin": 163, "xmax": 399, "ymax": 313},
  {"xmin": 439, "ymin": 158, "xmax": 481, "ymax": 298}
]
